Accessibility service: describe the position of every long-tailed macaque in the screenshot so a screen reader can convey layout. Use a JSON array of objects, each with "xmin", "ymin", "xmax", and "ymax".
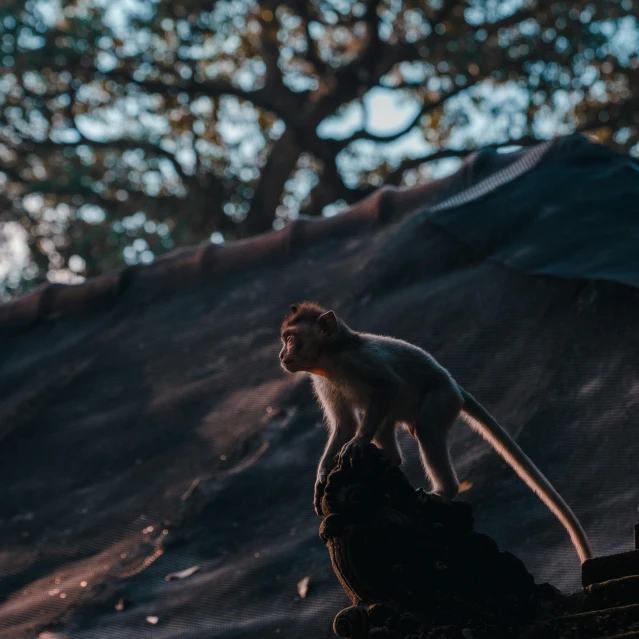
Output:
[{"xmin": 279, "ymin": 302, "xmax": 593, "ymax": 563}]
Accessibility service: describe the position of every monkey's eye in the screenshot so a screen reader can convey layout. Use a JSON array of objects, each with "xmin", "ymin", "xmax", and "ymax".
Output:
[{"xmin": 286, "ymin": 335, "xmax": 293, "ymax": 344}]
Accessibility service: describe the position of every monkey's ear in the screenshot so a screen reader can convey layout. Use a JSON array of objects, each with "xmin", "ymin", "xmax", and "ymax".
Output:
[
  {"xmin": 290, "ymin": 304, "xmax": 298, "ymax": 314},
  {"xmin": 318, "ymin": 311, "xmax": 338, "ymax": 336}
]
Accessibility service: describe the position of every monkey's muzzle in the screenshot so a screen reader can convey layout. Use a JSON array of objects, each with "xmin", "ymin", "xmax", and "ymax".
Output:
[{"xmin": 280, "ymin": 359, "xmax": 304, "ymax": 373}]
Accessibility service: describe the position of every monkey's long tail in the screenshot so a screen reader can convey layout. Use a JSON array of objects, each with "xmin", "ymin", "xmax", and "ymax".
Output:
[{"xmin": 458, "ymin": 388, "xmax": 593, "ymax": 564}]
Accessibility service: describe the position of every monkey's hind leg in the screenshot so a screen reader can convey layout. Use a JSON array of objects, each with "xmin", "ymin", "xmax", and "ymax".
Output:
[
  {"xmin": 412, "ymin": 389, "xmax": 462, "ymax": 501},
  {"xmin": 373, "ymin": 423, "xmax": 402, "ymax": 467}
]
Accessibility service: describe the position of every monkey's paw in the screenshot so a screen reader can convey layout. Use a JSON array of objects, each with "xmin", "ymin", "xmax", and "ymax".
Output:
[
  {"xmin": 415, "ymin": 487, "xmax": 445, "ymax": 505},
  {"xmin": 338, "ymin": 437, "xmax": 369, "ymax": 464},
  {"xmin": 314, "ymin": 475, "xmax": 328, "ymax": 516}
]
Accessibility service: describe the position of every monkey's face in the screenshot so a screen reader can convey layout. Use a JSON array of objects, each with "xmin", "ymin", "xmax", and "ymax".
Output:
[{"xmin": 279, "ymin": 324, "xmax": 323, "ymax": 374}]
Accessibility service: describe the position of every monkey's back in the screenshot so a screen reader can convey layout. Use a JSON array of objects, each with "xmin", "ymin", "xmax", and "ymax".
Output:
[
  {"xmin": 337, "ymin": 333, "xmax": 459, "ymax": 416},
  {"xmin": 359, "ymin": 332, "xmax": 455, "ymax": 384}
]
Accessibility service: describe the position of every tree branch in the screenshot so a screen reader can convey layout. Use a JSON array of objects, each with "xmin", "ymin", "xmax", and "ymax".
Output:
[
  {"xmin": 479, "ymin": 0, "xmax": 555, "ymax": 36},
  {"xmin": 0, "ymin": 162, "xmax": 28, "ymax": 184},
  {"xmin": 299, "ymin": 158, "xmax": 363, "ymax": 218},
  {"xmin": 340, "ymin": 82, "xmax": 475, "ymax": 146},
  {"xmin": 384, "ymin": 148, "xmax": 475, "ymax": 185},
  {"xmin": 428, "ymin": 1, "xmax": 457, "ymax": 31},
  {"xmin": 286, "ymin": 1, "xmax": 327, "ymax": 74},
  {"xmin": 382, "ymin": 135, "xmax": 548, "ymax": 185},
  {"xmin": 18, "ymin": 134, "xmax": 196, "ymax": 191},
  {"xmin": 380, "ymin": 109, "xmax": 626, "ymax": 189},
  {"xmin": 360, "ymin": 0, "xmax": 382, "ymax": 63},
  {"xmin": 326, "ymin": 0, "xmax": 386, "ymax": 90},
  {"xmin": 104, "ymin": 70, "xmax": 301, "ymax": 129},
  {"xmin": 102, "ymin": 68, "xmax": 345, "ymax": 167},
  {"xmin": 239, "ymin": 129, "xmax": 302, "ymax": 236}
]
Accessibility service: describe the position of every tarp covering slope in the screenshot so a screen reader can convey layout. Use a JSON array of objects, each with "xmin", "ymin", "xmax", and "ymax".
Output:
[{"xmin": 0, "ymin": 135, "xmax": 637, "ymax": 639}]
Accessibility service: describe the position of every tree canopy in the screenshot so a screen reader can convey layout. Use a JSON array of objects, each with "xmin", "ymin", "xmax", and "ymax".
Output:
[{"xmin": 0, "ymin": 0, "xmax": 637, "ymax": 296}]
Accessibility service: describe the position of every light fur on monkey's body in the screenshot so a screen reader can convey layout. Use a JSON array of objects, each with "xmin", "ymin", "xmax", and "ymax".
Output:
[{"xmin": 279, "ymin": 303, "xmax": 593, "ymax": 564}]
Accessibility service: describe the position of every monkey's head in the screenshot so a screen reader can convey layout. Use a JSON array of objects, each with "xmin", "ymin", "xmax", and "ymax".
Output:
[{"xmin": 279, "ymin": 302, "xmax": 345, "ymax": 375}]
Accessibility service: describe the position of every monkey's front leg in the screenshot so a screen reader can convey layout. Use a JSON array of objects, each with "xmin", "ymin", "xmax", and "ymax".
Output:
[
  {"xmin": 338, "ymin": 401, "xmax": 387, "ymax": 463},
  {"xmin": 315, "ymin": 416, "xmax": 357, "ymax": 515}
]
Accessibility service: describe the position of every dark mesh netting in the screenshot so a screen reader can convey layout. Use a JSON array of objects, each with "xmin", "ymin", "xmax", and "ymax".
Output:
[{"xmin": 0, "ymin": 135, "xmax": 637, "ymax": 638}]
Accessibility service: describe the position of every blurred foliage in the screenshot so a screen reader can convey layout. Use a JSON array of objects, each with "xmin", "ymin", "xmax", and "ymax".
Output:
[{"xmin": 0, "ymin": 0, "xmax": 637, "ymax": 296}]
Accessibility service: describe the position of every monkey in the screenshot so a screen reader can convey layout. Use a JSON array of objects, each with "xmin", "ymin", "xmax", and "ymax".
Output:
[{"xmin": 279, "ymin": 301, "xmax": 593, "ymax": 564}]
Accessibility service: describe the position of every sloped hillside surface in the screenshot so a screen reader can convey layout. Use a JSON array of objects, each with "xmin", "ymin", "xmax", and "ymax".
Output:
[{"xmin": 0, "ymin": 136, "xmax": 637, "ymax": 639}]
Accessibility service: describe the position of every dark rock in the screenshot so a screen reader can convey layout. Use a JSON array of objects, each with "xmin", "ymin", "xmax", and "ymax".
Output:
[
  {"xmin": 320, "ymin": 445, "xmax": 543, "ymax": 637},
  {"xmin": 320, "ymin": 445, "xmax": 639, "ymax": 638}
]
